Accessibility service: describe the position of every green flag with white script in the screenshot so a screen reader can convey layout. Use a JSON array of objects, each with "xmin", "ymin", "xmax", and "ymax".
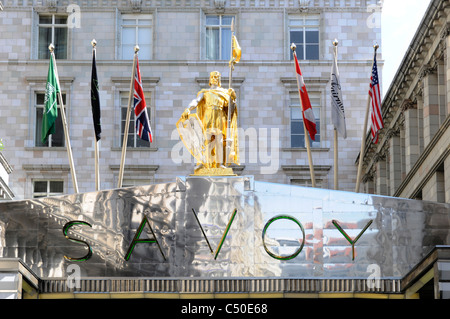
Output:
[{"xmin": 42, "ymin": 56, "xmax": 60, "ymax": 144}]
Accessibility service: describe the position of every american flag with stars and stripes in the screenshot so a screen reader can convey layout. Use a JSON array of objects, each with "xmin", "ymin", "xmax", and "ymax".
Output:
[
  {"xmin": 369, "ymin": 54, "xmax": 383, "ymax": 144},
  {"xmin": 134, "ymin": 58, "xmax": 153, "ymax": 143}
]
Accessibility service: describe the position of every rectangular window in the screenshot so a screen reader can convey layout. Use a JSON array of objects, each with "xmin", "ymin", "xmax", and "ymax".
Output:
[
  {"xmin": 290, "ymin": 93, "xmax": 321, "ymax": 148},
  {"xmin": 33, "ymin": 180, "xmax": 64, "ymax": 198},
  {"xmin": 205, "ymin": 15, "xmax": 234, "ymax": 60},
  {"xmin": 122, "ymin": 179, "xmax": 151, "ymax": 188},
  {"xmin": 120, "ymin": 92, "xmax": 151, "ymax": 148},
  {"xmin": 38, "ymin": 15, "xmax": 68, "ymax": 60},
  {"xmin": 289, "ymin": 16, "xmax": 319, "ymax": 60},
  {"xmin": 35, "ymin": 92, "xmax": 66, "ymax": 147},
  {"xmin": 121, "ymin": 14, "xmax": 152, "ymax": 60}
]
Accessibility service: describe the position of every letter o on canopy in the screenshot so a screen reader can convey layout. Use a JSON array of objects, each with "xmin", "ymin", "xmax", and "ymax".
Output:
[{"xmin": 262, "ymin": 215, "xmax": 305, "ymax": 261}]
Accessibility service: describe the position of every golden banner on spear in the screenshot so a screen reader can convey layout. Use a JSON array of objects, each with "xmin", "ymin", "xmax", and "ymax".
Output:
[
  {"xmin": 228, "ymin": 19, "xmax": 241, "ymax": 79},
  {"xmin": 230, "ymin": 34, "xmax": 241, "ymax": 68}
]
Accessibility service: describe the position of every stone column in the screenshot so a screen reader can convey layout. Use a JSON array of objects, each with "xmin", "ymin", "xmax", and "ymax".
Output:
[
  {"xmin": 416, "ymin": 93, "xmax": 425, "ymax": 153},
  {"xmin": 437, "ymin": 59, "xmax": 446, "ymax": 124},
  {"xmin": 362, "ymin": 171, "xmax": 375, "ymax": 194},
  {"xmin": 423, "ymin": 170, "xmax": 445, "ymax": 203},
  {"xmin": 402, "ymin": 100, "xmax": 420, "ymax": 172},
  {"xmin": 387, "ymin": 128, "xmax": 402, "ymax": 196},
  {"xmin": 374, "ymin": 153, "xmax": 387, "ymax": 196},
  {"xmin": 445, "ymin": 156, "xmax": 450, "ymax": 203},
  {"xmin": 422, "ymin": 65, "xmax": 440, "ymax": 146},
  {"xmin": 445, "ymin": 25, "xmax": 450, "ymax": 117},
  {"xmin": 399, "ymin": 114, "xmax": 406, "ymax": 180}
]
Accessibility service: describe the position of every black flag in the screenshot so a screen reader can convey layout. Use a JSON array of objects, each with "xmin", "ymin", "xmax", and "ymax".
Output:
[{"xmin": 91, "ymin": 50, "xmax": 101, "ymax": 141}]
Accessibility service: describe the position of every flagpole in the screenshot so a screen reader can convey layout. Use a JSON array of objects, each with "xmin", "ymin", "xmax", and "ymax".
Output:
[
  {"xmin": 226, "ymin": 18, "xmax": 239, "ymax": 166},
  {"xmin": 49, "ymin": 44, "xmax": 79, "ymax": 193},
  {"xmin": 226, "ymin": 19, "xmax": 234, "ymax": 166},
  {"xmin": 291, "ymin": 44, "xmax": 316, "ymax": 188},
  {"xmin": 355, "ymin": 43, "xmax": 379, "ymax": 193},
  {"xmin": 118, "ymin": 45, "xmax": 139, "ymax": 188},
  {"xmin": 333, "ymin": 40, "xmax": 339, "ymax": 191},
  {"xmin": 91, "ymin": 39, "xmax": 100, "ymax": 191}
]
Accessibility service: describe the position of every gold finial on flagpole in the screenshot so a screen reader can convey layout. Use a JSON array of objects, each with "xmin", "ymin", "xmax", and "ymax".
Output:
[
  {"xmin": 48, "ymin": 43, "xmax": 55, "ymax": 52},
  {"xmin": 333, "ymin": 39, "xmax": 339, "ymax": 47},
  {"xmin": 134, "ymin": 45, "xmax": 139, "ymax": 53},
  {"xmin": 290, "ymin": 43, "xmax": 297, "ymax": 51},
  {"xmin": 91, "ymin": 39, "xmax": 97, "ymax": 48}
]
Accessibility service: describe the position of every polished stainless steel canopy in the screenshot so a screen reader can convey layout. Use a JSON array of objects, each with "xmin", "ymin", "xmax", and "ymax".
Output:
[{"xmin": 0, "ymin": 176, "xmax": 449, "ymax": 281}]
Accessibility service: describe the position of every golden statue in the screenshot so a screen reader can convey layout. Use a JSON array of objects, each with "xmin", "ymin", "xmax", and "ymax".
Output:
[
  {"xmin": 177, "ymin": 71, "xmax": 240, "ymax": 175},
  {"xmin": 177, "ymin": 21, "xmax": 241, "ymax": 176}
]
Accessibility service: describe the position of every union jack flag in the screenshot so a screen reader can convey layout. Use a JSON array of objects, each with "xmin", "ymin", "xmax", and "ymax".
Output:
[
  {"xmin": 134, "ymin": 58, "xmax": 152, "ymax": 143},
  {"xmin": 369, "ymin": 55, "xmax": 383, "ymax": 144}
]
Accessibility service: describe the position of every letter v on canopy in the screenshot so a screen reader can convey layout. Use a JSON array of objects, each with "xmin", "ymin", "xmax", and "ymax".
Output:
[{"xmin": 192, "ymin": 208, "xmax": 238, "ymax": 260}]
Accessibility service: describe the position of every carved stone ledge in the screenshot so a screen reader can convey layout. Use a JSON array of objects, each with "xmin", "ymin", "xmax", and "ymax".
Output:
[
  {"xmin": 385, "ymin": 127, "xmax": 400, "ymax": 140},
  {"xmin": 440, "ymin": 21, "xmax": 450, "ymax": 40},
  {"xmin": 397, "ymin": 112, "xmax": 405, "ymax": 128},
  {"xmin": 419, "ymin": 63, "xmax": 437, "ymax": 81},
  {"xmin": 362, "ymin": 171, "xmax": 374, "ymax": 183},
  {"xmin": 46, "ymin": 0, "xmax": 58, "ymax": 7},
  {"xmin": 299, "ymin": 0, "xmax": 310, "ymax": 11},
  {"xmin": 214, "ymin": 0, "xmax": 226, "ymax": 9},
  {"xmin": 373, "ymin": 152, "xmax": 386, "ymax": 164},
  {"xmin": 401, "ymin": 99, "xmax": 417, "ymax": 112},
  {"xmin": 130, "ymin": 0, "xmax": 142, "ymax": 10}
]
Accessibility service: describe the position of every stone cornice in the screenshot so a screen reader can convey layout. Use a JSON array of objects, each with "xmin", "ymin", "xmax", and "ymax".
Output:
[
  {"xmin": 22, "ymin": 164, "xmax": 71, "ymax": 171},
  {"xmin": 109, "ymin": 164, "xmax": 159, "ymax": 171},
  {"xmin": 195, "ymin": 76, "xmax": 245, "ymax": 87},
  {"xmin": 0, "ymin": 152, "xmax": 13, "ymax": 175},
  {"xmin": 111, "ymin": 76, "xmax": 160, "ymax": 86},
  {"xmin": 280, "ymin": 76, "xmax": 329, "ymax": 90},
  {"xmin": 2, "ymin": 0, "xmax": 381, "ymax": 10},
  {"xmin": 281, "ymin": 165, "xmax": 331, "ymax": 175},
  {"xmin": 25, "ymin": 76, "xmax": 75, "ymax": 84}
]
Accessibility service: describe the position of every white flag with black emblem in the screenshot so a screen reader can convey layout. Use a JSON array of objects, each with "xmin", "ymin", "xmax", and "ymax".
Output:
[{"xmin": 330, "ymin": 49, "xmax": 347, "ymax": 139}]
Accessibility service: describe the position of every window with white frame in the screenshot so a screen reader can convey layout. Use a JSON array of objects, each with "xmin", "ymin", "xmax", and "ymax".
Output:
[
  {"xmin": 122, "ymin": 178, "xmax": 151, "ymax": 188},
  {"xmin": 290, "ymin": 92, "xmax": 321, "ymax": 148},
  {"xmin": 121, "ymin": 14, "xmax": 152, "ymax": 60},
  {"xmin": 35, "ymin": 92, "xmax": 66, "ymax": 147},
  {"xmin": 38, "ymin": 15, "xmax": 68, "ymax": 60},
  {"xmin": 120, "ymin": 92, "xmax": 151, "ymax": 148},
  {"xmin": 289, "ymin": 16, "xmax": 319, "ymax": 60},
  {"xmin": 205, "ymin": 15, "xmax": 234, "ymax": 60},
  {"xmin": 33, "ymin": 180, "xmax": 64, "ymax": 198}
]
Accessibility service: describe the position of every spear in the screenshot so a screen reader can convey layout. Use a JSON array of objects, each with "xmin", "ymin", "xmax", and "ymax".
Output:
[{"xmin": 226, "ymin": 18, "xmax": 241, "ymax": 165}]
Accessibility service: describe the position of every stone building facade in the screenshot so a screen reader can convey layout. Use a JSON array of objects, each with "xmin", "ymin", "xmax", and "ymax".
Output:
[
  {"xmin": 0, "ymin": 0, "xmax": 382, "ymax": 200},
  {"xmin": 0, "ymin": 152, "xmax": 14, "ymax": 201},
  {"xmin": 359, "ymin": 0, "xmax": 450, "ymax": 204}
]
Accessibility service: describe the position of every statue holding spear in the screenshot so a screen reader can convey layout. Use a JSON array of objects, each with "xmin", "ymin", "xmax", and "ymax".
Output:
[{"xmin": 177, "ymin": 19, "xmax": 241, "ymax": 175}]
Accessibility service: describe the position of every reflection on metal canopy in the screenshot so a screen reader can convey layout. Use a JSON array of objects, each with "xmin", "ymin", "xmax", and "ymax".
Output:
[{"xmin": 0, "ymin": 176, "xmax": 449, "ymax": 280}]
